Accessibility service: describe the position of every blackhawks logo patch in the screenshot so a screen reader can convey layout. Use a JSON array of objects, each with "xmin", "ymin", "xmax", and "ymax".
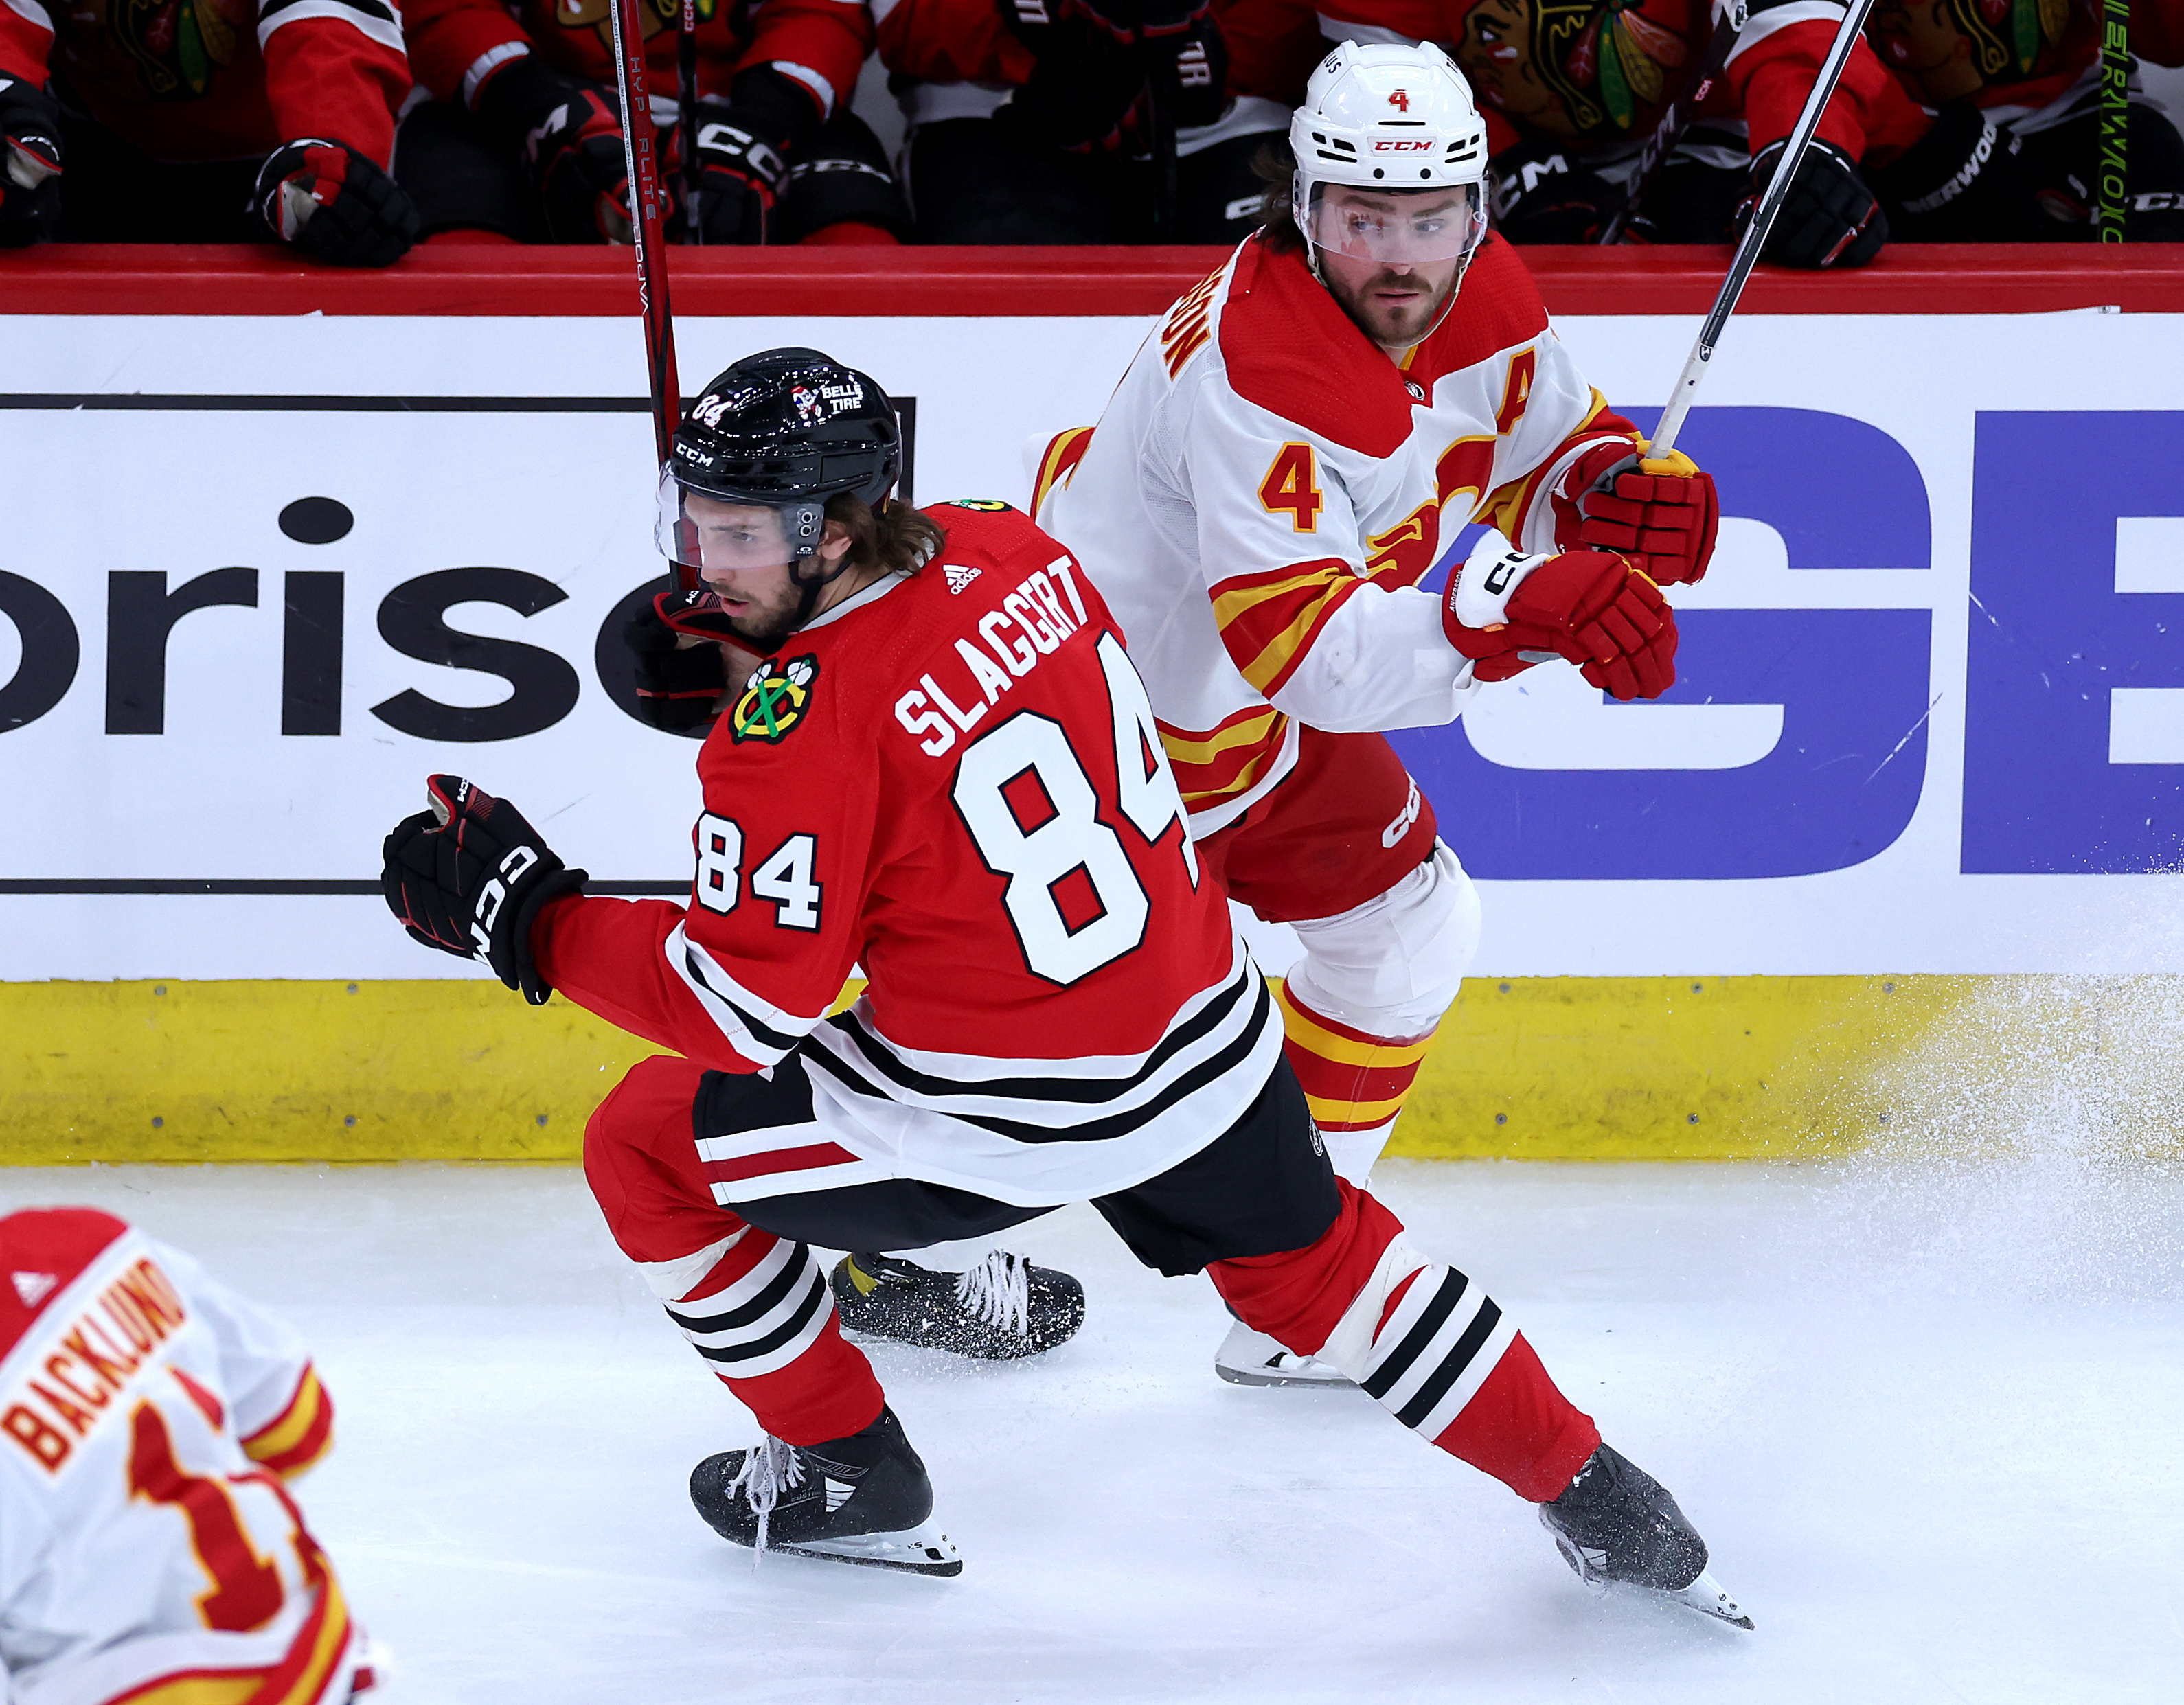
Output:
[{"xmin": 731, "ymin": 655, "xmax": 819, "ymax": 744}]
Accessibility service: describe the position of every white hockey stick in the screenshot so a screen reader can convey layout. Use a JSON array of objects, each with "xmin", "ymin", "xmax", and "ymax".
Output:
[{"xmin": 1646, "ymin": 0, "xmax": 1879, "ymax": 459}]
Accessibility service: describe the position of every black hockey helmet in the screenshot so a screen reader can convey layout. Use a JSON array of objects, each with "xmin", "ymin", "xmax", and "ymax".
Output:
[{"xmin": 657, "ymin": 347, "xmax": 901, "ymax": 584}]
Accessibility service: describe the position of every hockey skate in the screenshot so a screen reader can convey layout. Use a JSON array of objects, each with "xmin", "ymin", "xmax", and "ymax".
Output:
[
  {"xmin": 1213, "ymin": 1321, "xmax": 1355, "ymax": 1388},
  {"xmin": 830, "ymin": 1250, "xmax": 1084, "ymax": 1360},
  {"xmin": 1538, "ymin": 1445, "xmax": 1752, "ymax": 1629},
  {"xmin": 689, "ymin": 1404, "xmax": 962, "ymax": 1577}
]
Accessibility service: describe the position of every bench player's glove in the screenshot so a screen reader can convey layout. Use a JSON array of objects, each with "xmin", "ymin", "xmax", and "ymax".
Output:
[
  {"xmin": 626, "ymin": 588, "xmax": 756, "ymax": 733},
  {"xmin": 1557, "ymin": 439, "xmax": 1720, "ymax": 586},
  {"xmin": 1735, "ymin": 137, "xmax": 1886, "ymax": 270},
  {"xmin": 381, "ymin": 776, "xmax": 587, "ymax": 1005},
  {"xmin": 1870, "ymin": 105, "xmax": 2044, "ymax": 243},
  {"xmin": 254, "ymin": 139, "xmax": 419, "ymax": 267},
  {"xmin": 475, "ymin": 54, "xmax": 632, "ymax": 244},
  {"xmin": 0, "ymin": 76, "xmax": 62, "ymax": 247},
  {"xmin": 1489, "ymin": 139, "xmax": 1626, "ymax": 245},
  {"xmin": 1444, "ymin": 537, "xmax": 1677, "ymax": 702},
  {"xmin": 668, "ymin": 67, "xmax": 821, "ymax": 244}
]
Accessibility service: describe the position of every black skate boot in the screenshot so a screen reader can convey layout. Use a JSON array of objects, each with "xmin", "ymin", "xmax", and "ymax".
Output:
[
  {"xmin": 1538, "ymin": 1445, "xmax": 1753, "ymax": 1629},
  {"xmin": 830, "ymin": 1250, "xmax": 1084, "ymax": 1360},
  {"xmin": 689, "ymin": 1404, "xmax": 961, "ymax": 1576}
]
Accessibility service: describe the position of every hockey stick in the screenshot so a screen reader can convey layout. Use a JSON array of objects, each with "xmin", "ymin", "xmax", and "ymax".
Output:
[
  {"xmin": 1600, "ymin": 0, "xmax": 1749, "ymax": 245},
  {"xmin": 1646, "ymin": 0, "xmax": 1877, "ymax": 459},
  {"xmin": 680, "ymin": 0, "xmax": 702, "ymax": 243},
  {"xmin": 2098, "ymin": 0, "xmax": 2128, "ymax": 242},
  {"xmin": 1141, "ymin": 30, "xmax": 1181, "ymax": 240},
  {"xmin": 607, "ymin": 0, "xmax": 690, "ymax": 589}
]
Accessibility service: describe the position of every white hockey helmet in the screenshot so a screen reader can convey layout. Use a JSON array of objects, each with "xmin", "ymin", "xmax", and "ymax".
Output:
[{"xmin": 1288, "ymin": 41, "xmax": 1490, "ymax": 269}]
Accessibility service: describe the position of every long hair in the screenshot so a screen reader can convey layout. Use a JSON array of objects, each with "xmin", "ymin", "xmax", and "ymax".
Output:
[
  {"xmin": 1254, "ymin": 139, "xmax": 1305, "ymax": 253},
  {"xmin": 824, "ymin": 492, "xmax": 944, "ymax": 579}
]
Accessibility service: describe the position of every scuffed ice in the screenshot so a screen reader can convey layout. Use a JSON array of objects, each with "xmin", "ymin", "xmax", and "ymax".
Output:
[{"xmin": 5, "ymin": 1139, "xmax": 2177, "ymax": 1704}]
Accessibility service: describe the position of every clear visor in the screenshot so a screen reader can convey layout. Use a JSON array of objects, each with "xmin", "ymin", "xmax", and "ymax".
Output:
[
  {"xmin": 654, "ymin": 468, "xmax": 823, "ymax": 575},
  {"xmin": 1299, "ymin": 180, "xmax": 1487, "ymax": 266}
]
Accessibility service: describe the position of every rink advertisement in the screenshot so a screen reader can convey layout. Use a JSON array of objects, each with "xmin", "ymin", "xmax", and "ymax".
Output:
[{"xmin": 3, "ymin": 299, "xmax": 2182, "ymax": 1161}]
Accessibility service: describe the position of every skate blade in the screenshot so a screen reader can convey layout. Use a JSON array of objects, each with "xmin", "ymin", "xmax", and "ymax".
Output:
[
  {"xmin": 1214, "ymin": 1358, "xmax": 1356, "ymax": 1389},
  {"xmin": 1666, "ymin": 1569, "xmax": 1753, "ymax": 1631},
  {"xmin": 760, "ymin": 1519, "xmax": 963, "ymax": 1578}
]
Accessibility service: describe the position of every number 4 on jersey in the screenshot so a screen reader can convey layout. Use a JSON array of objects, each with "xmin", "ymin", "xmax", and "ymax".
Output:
[{"xmin": 1259, "ymin": 442, "xmax": 1323, "ymax": 531}]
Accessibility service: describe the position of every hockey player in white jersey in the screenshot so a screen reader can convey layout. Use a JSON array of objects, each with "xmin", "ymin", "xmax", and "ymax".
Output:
[
  {"xmin": 1036, "ymin": 38, "xmax": 1714, "ymax": 1391},
  {"xmin": 0, "ymin": 1206, "xmax": 378, "ymax": 1705}
]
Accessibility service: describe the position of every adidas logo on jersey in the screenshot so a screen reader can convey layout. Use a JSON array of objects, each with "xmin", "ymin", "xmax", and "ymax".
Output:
[
  {"xmin": 11, "ymin": 1270, "xmax": 58, "ymax": 1307},
  {"xmin": 943, "ymin": 564, "xmax": 981, "ymax": 595}
]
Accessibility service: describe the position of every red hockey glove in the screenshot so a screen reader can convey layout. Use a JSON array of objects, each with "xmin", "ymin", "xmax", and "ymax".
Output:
[
  {"xmin": 1444, "ymin": 539, "xmax": 1677, "ymax": 702},
  {"xmin": 475, "ymin": 55, "xmax": 632, "ymax": 244},
  {"xmin": 0, "ymin": 76, "xmax": 62, "ymax": 248},
  {"xmin": 254, "ymin": 140, "xmax": 419, "ymax": 267},
  {"xmin": 381, "ymin": 776, "xmax": 587, "ymax": 1005},
  {"xmin": 1558, "ymin": 439, "xmax": 1720, "ymax": 586},
  {"xmin": 626, "ymin": 589, "xmax": 756, "ymax": 735}
]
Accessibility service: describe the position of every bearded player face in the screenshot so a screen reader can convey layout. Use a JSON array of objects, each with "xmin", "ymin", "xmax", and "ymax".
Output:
[
  {"xmin": 1310, "ymin": 185, "xmax": 1473, "ymax": 352},
  {"xmin": 685, "ymin": 492, "xmax": 851, "ymax": 653}
]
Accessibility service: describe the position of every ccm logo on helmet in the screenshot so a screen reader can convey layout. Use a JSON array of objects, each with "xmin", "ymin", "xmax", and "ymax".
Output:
[{"xmin": 1372, "ymin": 139, "xmax": 1432, "ymax": 152}]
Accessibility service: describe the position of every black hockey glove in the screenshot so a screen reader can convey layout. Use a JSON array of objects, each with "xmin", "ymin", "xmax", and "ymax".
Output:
[
  {"xmin": 1870, "ymin": 104, "xmax": 2044, "ymax": 244},
  {"xmin": 254, "ymin": 139, "xmax": 420, "ymax": 267},
  {"xmin": 381, "ymin": 775, "xmax": 587, "ymax": 1005},
  {"xmin": 1490, "ymin": 139, "xmax": 1627, "ymax": 244},
  {"xmin": 1068, "ymin": 0, "xmax": 1211, "ymax": 43},
  {"xmin": 672, "ymin": 65, "xmax": 822, "ymax": 244},
  {"xmin": 625, "ymin": 588, "xmax": 745, "ymax": 733},
  {"xmin": 1734, "ymin": 137, "xmax": 1885, "ymax": 270},
  {"xmin": 475, "ymin": 54, "xmax": 632, "ymax": 244},
  {"xmin": 0, "ymin": 75, "xmax": 62, "ymax": 247},
  {"xmin": 995, "ymin": 8, "xmax": 1226, "ymax": 153}
]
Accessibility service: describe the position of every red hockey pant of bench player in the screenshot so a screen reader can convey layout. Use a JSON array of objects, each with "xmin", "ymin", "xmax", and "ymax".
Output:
[{"xmin": 584, "ymin": 1054, "xmax": 1600, "ymax": 1503}]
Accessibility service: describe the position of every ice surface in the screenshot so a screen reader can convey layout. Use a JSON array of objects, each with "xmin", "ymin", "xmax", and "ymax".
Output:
[{"xmin": 5, "ymin": 1156, "xmax": 2179, "ymax": 1705}]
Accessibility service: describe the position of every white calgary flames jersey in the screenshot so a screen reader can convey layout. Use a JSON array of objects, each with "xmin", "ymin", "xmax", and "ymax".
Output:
[
  {"xmin": 1036, "ymin": 233, "xmax": 1641, "ymax": 830},
  {"xmin": 0, "ymin": 1209, "xmax": 363, "ymax": 1705}
]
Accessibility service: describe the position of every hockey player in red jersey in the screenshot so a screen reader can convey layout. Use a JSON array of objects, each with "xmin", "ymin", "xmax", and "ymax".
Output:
[
  {"xmin": 0, "ymin": 0, "xmax": 415, "ymax": 260},
  {"xmin": 0, "ymin": 1207, "xmax": 378, "ymax": 1705},
  {"xmin": 396, "ymin": 0, "xmax": 909, "ymax": 244},
  {"xmin": 377, "ymin": 346, "xmax": 1749, "ymax": 1627},
  {"xmin": 1036, "ymin": 40, "xmax": 1704, "ymax": 1387}
]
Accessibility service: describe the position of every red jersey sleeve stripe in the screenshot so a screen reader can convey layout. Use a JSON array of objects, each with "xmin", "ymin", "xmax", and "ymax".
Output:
[
  {"xmin": 1209, "ymin": 560, "xmax": 1365, "ymax": 698},
  {"xmin": 241, "ymin": 1364, "xmax": 334, "ymax": 1479}
]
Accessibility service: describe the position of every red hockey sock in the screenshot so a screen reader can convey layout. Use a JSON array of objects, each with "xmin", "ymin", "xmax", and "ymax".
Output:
[{"xmin": 1212, "ymin": 1180, "xmax": 1600, "ymax": 1502}]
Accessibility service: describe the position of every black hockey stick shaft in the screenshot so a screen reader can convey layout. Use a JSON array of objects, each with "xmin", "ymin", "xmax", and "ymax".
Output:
[
  {"xmin": 1649, "ymin": 0, "xmax": 1876, "ymax": 458},
  {"xmin": 1142, "ymin": 32, "xmax": 1180, "ymax": 240},
  {"xmin": 1600, "ymin": 0, "xmax": 1749, "ymax": 245},
  {"xmin": 2099, "ymin": 0, "xmax": 2128, "ymax": 240},
  {"xmin": 608, "ymin": 0, "xmax": 687, "ymax": 590},
  {"xmin": 680, "ymin": 0, "xmax": 702, "ymax": 243}
]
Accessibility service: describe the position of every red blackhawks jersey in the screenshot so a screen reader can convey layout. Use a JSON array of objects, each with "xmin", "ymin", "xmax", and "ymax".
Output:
[
  {"xmin": 1034, "ymin": 233, "xmax": 1636, "ymax": 832},
  {"xmin": 0, "ymin": 1210, "xmax": 365, "ymax": 1705},
  {"xmin": 536, "ymin": 502, "xmax": 1283, "ymax": 1206},
  {"xmin": 1220, "ymin": 0, "xmax": 1927, "ymax": 167},
  {"xmin": 404, "ymin": 0, "xmax": 873, "ymax": 119},
  {"xmin": 0, "ymin": 0, "xmax": 407, "ymax": 165}
]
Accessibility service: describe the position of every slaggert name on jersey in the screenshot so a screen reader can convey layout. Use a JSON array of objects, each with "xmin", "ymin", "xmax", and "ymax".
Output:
[{"xmin": 891, "ymin": 552, "xmax": 1095, "ymax": 758}]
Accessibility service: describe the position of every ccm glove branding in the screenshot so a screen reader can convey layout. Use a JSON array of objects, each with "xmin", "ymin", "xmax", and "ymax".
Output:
[
  {"xmin": 1444, "ymin": 538, "xmax": 1678, "ymax": 702},
  {"xmin": 1489, "ymin": 140, "xmax": 1627, "ymax": 245},
  {"xmin": 0, "ymin": 76, "xmax": 62, "ymax": 247},
  {"xmin": 381, "ymin": 775, "xmax": 587, "ymax": 1004},
  {"xmin": 1559, "ymin": 439, "xmax": 1720, "ymax": 586},
  {"xmin": 253, "ymin": 139, "xmax": 420, "ymax": 267}
]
